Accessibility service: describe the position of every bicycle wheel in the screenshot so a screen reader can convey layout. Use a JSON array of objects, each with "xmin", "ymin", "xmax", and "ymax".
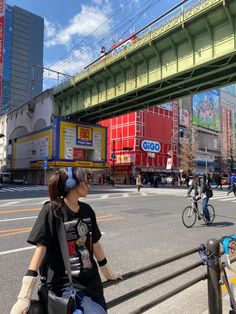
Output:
[
  {"xmin": 203, "ymin": 204, "xmax": 215, "ymax": 224},
  {"xmin": 182, "ymin": 206, "xmax": 197, "ymax": 228}
]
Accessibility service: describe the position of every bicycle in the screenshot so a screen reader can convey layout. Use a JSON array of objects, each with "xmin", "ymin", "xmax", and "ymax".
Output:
[
  {"xmin": 220, "ymin": 235, "xmax": 236, "ymax": 313},
  {"xmin": 182, "ymin": 196, "xmax": 215, "ymax": 228}
]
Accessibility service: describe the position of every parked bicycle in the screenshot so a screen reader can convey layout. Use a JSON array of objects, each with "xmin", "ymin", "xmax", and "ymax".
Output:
[{"xmin": 182, "ymin": 196, "xmax": 215, "ymax": 228}]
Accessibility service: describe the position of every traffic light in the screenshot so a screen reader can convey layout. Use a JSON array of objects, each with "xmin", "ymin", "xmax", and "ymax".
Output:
[{"xmin": 179, "ymin": 129, "xmax": 184, "ymax": 138}]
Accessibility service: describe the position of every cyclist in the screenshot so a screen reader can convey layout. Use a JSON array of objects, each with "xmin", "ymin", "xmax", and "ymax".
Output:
[
  {"xmin": 197, "ymin": 174, "xmax": 211, "ymax": 223},
  {"xmin": 186, "ymin": 174, "xmax": 200, "ymax": 214}
]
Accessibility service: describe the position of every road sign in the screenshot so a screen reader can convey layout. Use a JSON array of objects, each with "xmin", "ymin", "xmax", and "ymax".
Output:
[
  {"xmin": 43, "ymin": 160, "xmax": 48, "ymax": 170},
  {"xmin": 111, "ymin": 153, "xmax": 116, "ymax": 160}
]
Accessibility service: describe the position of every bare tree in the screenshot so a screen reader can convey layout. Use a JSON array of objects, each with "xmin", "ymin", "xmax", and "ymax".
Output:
[{"xmin": 179, "ymin": 123, "xmax": 199, "ymax": 175}]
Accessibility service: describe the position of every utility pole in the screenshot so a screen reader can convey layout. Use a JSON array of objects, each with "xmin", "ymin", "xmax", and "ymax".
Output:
[{"xmin": 112, "ymin": 140, "xmax": 115, "ymax": 186}]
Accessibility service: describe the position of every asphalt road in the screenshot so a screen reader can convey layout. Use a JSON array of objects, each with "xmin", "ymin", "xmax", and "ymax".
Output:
[{"xmin": 1, "ymin": 186, "xmax": 236, "ymax": 314}]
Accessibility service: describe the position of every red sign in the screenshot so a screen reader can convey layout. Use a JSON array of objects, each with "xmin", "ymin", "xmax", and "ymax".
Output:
[{"xmin": 73, "ymin": 148, "xmax": 85, "ymax": 160}]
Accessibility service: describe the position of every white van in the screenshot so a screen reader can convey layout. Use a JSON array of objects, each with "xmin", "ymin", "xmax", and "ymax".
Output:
[{"xmin": 2, "ymin": 172, "xmax": 11, "ymax": 183}]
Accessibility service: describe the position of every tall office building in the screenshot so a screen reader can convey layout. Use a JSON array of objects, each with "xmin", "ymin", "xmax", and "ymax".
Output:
[{"xmin": 1, "ymin": 2, "xmax": 44, "ymax": 114}]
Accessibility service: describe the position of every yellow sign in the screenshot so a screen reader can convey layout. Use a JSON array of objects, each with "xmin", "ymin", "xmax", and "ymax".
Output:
[{"xmin": 77, "ymin": 127, "xmax": 93, "ymax": 146}]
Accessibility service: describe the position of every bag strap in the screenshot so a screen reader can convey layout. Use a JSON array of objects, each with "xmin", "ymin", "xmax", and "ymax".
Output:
[{"xmin": 56, "ymin": 215, "xmax": 73, "ymax": 283}]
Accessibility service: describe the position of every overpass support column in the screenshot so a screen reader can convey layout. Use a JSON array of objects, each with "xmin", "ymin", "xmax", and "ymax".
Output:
[
  {"xmin": 182, "ymin": 26, "xmax": 195, "ymax": 66},
  {"xmin": 150, "ymin": 43, "xmax": 162, "ymax": 80},
  {"xmin": 205, "ymin": 18, "xmax": 214, "ymax": 59},
  {"xmin": 139, "ymin": 52, "xmax": 149, "ymax": 85},
  {"xmin": 126, "ymin": 57, "xmax": 137, "ymax": 89},
  {"xmin": 223, "ymin": 2, "xmax": 236, "ymax": 49}
]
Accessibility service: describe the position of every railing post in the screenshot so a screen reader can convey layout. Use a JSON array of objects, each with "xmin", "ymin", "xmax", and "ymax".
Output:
[{"xmin": 207, "ymin": 238, "xmax": 222, "ymax": 314}]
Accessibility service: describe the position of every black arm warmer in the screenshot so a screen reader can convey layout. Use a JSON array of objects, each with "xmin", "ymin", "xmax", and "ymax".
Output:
[
  {"xmin": 25, "ymin": 269, "xmax": 38, "ymax": 277},
  {"xmin": 98, "ymin": 258, "xmax": 107, "ymax": 267}
]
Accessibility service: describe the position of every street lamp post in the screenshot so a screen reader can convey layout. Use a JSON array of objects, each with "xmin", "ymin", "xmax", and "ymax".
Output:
[
  {"xmin": 112, "ymin": 140, "xmax": 115, "ymax": 186},
  {"xmin": 205, "ymin": 147, "xmax": 208, "ymax": 173}
]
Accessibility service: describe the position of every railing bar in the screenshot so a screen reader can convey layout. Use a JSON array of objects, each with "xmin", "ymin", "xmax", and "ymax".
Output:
[
  {"xmin": 129, "ymin": 273, "xmax": 208, "ymax": 314},
  {"xmin": 106, "ymin": 261, "xmax": 203, "ymax": 308},
  {"xmin": 103, "ymin": 246, "xmax": 200, "ymax": 288}
]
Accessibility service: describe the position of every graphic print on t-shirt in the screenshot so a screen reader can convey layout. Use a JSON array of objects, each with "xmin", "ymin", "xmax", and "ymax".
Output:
[{"xmin": 64, "ymin": 218, "xmax": 92, "ymax": 277}]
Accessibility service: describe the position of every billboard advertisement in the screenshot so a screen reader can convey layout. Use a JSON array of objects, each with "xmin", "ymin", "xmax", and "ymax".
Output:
[
  {"xmin": 12, "ymin": 127, "xmax": 53, "ymax": 169},
  {"xmin": 221, "ymin": 84, "xmax": 236, "ymax": 96},
  {"xmin": 192, "ymin": 90, "xmax": 220, "ymax": 131},
  {"xmin": 59, "ymin": 120, "xmax": 106, "ymax": 164},
  {"xmin": 179, "ymin": 97, "xmax": 191, "ymax": 127}
]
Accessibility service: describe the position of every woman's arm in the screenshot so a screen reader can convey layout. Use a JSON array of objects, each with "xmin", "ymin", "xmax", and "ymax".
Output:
[
  {"xmin": 93, "ymin": 241, "xmax": 122, "ymax": 280},
  {"xmin": 10, "ymin": 245, "xmax": 46, "ymax": 314},
  {"xmin": 93, "ymin": 241, "xmax": 106, "ymax": 262},
  {"xmin": 28, "ymin": 244, "xmax": 46, "ymax": 271}
]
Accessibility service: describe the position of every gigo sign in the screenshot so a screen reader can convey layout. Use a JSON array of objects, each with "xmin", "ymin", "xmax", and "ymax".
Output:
[{"xmin": 141, "ymin": 140, "xmax": 161, "ymax": 153}]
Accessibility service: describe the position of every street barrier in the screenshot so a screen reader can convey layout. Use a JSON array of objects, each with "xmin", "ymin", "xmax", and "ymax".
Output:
[{"xmin": 103, "ymin": 238, "xmax": 224, "ymax": 313}]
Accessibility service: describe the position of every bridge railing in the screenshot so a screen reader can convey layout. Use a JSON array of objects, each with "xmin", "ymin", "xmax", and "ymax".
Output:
[
  {"xmin": 53, "ymin": 0, "xmax": 222, "ymax": 94},
  {"xmin": 103, "ymin": 238, "xmax": 223, "ymax": 314}
]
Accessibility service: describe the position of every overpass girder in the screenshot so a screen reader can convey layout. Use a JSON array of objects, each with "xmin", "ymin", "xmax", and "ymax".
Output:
[{"xmin": 54, "ymin": 0, "xmax": 236, "ymax": 122}]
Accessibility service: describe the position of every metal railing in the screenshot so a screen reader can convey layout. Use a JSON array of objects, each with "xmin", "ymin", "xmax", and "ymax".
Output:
[{"xmin": 103, "ymin": 238, "xmax": 222, "ymax": 314}]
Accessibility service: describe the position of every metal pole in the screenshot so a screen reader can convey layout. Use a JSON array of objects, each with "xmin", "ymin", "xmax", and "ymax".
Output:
[
  {"xmin": 171, "ymin": 135, "xmax": 174, "ymax": 176},
  {"xmin": 44, "ymin": 168, "xmax": 47, "ymax": 186},
  {"xmin": 206, "ymin": 238, "xmax": 222, "ymax": 314},
  {"xmin": 112, "ymin": 140, "xmax": 115, "ymax": 186}
]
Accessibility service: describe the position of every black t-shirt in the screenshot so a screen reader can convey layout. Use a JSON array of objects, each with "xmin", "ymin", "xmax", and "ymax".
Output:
[{"xmin": 27, "ymin": 201, "xmax": 103, "ymax": 296}]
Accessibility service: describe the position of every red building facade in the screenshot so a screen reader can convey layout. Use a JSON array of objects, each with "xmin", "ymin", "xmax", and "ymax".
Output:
[{"xmin": 99, "ymin": 101, "xmax": 179, "ymax": 183}]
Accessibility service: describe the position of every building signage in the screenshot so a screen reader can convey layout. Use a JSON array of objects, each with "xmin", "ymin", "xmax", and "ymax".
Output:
[
  {"xmin": 141, "ymin": 140, "xmax": 161, "ymax": 153},
  {"xmin": 166, "ymin": 157, "xmax": 172, "ymax": 170},
  {"xmin": 77, "ymin": 126, "xmax": 93, "ymax": 146}
]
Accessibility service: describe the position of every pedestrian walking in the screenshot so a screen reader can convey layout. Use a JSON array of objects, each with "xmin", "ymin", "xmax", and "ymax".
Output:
[
  {"xmin": 136, "ymin": 174, "xmax": 142, "ymax": 192},
  {"xmin": 227, "ymin": 177, "xmax": 236, "ymax": 196},
  {"xmin": 10, "ymin": 167, "xmax": 122, "ymax": 314},
  {"xmin": 215, "ymin": 174, "xmax": 222, "ymax": 189}
]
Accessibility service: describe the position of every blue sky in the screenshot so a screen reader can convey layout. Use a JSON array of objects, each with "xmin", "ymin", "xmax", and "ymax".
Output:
[{"xmin": 6, "ymin": 0, "xmax": 187, "ymax": 87}]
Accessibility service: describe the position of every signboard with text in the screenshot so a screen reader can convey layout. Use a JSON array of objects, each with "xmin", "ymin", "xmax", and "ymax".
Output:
[
  {"xmin": 77, "ymin": 126, "xmax": 93, "ymax": 146},
  {"xmin": 166, "ymin": 157, "xmax": 172, "ymax": 170}
]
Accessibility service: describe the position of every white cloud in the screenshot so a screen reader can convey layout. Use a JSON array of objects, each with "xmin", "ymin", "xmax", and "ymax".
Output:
[
  {"xmin": 45, "ymin": 4, "xmax": 111, "ymax": 47},
  {"xmin": 44, "ymin": 18, "xmax": 57, "ymax": 38},
  {"xmin": 44, "ymin": 48, "xmax": 95, "ymax": 80}
]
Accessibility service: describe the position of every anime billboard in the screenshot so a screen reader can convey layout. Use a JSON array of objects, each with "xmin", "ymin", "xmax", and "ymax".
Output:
[{"xmin": 192, "ymin": 90, "xmax": 220, "ymax": 131}]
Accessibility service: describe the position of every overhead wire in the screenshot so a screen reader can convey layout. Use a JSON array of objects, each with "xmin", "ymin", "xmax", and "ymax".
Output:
[
  {"xmin": 48, "ymin": 0, "xmax": 163, "ymax": 74},
  {"xmin": 47, "ymin": 0, "xmax": 134, "ymax": 70},
  {"xmin": 39, "ymin": 0, "xmax": 188, "ymax": 90}
]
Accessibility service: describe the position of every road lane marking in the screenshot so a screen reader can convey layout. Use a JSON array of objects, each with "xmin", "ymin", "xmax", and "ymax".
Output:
[
  {"xmin": 0, "ymin": 215, "xmax": 123, "ymax": 238},
  {"xmin": 0, "ymin": 208, "xmax": 40, "ymax": 214},
  {"xmin": 0, "ymin": 216, "xmax": 38, "ymax": 223},
  {"xmin": 0, "ymin": 246, "xmax": 34, "ymax": 256},
  {"xmin": 0, "ymin": 201, "xmax": 19, "ymax": 207},
  {"xmin": 0, "ymin": 227, "xmax": 32, "ymax": 237},
  {"xmin": 0, "ymin": 227, "xmax": 32, "ymax": 233},
  {"xmin": 0, "ymin": 215, "xmax": 114, "ymax": 222},
  {"xmin": 221, "ymin": 277, "xmax": 236, "ymax": 292}
]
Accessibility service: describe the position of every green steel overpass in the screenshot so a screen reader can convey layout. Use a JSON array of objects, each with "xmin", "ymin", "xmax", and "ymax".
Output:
[{"xmin": 54, "ymin": 0, "xmax": 236, "ymax": 123}]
